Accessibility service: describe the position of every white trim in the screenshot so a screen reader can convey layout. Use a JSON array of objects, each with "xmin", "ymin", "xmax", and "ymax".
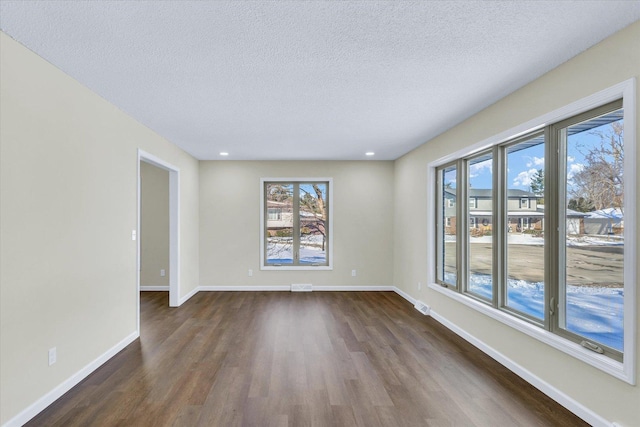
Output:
[
  {"xmin": 169, "ymin": 167, "xmax": 180, "ymax": 307},
  {"xmin": 313, "ymin": 285, "xmax": 393, "ymax": 291},
  {"xmin": 3, "ymin": 286, "xmax": 617, "ymax": 427},
  {"xmin": 393, "ymin": 286, "xmax": 418, "ymax": 305},
  {"xmin": 140, "ymin": 286, "xmax": 169, "ymax": 291},
  {"xmin": 431, "ymin": 79, "xmax": 635, "ymax": 167},
  {"xmin": 1, "ymin": 332, "xmax": 138, "ymax": 427},
  {"xmin": 426, "ymin": 79, "xmax": 636, "ymax": 384},
  {"xmin": 260, "ymin": 266, "xmax": 334, "ymax": 271},
  {"xmin": 197, "ymin": 285, "xmax": 394, "ymax": 292},
  {"xmin": 391, "ymin": 287, "xmax": 616, "ymax": 426},
  {"xmin": 199, "ymin": 285, "xmax": 291, "ymax": 292},
  {"xmin": 428, "ymin": 309, "xmax": 611, "ymax": 427},
  {"xmin": 259, "ymin": 177, "xmax": 334, "ymax": 270},
  {"xmin": 178, "ymin": 286, "xmax": 199, "ymax": 305},
  {"xmin": 621, "ymin": 78, "xmax": 637, "ymax": 385},
  {"xmin": 426, "ymin": 165, "xmax": 437, "ymax": 287},
  {"xmin": 428, "ymin": 283, "xmax": 629, "ymax": 382}
]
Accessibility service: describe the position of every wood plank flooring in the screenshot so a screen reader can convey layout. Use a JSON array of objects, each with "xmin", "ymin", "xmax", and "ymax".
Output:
[{"xmin": 26, "ymin": 291, "xmax": 588, "ymax": 426}]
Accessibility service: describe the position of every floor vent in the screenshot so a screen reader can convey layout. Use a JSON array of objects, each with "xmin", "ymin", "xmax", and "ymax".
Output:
[
  {"xmin": 291, "ymin": 284, "xmax": 313, "ymax": 292},
  {"xmin": 414, "ymin": 301, "xmax": 431, "ymax": 315}
]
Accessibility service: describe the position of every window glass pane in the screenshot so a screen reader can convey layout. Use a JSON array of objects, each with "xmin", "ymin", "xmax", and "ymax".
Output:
[
  {"xmin": 506, "ymin": 136, "xmax": 545, "ymax": 320},
  {"xmin": 438, "ymin": 166, "xmax": 457, "ymax": 286},
  {"xmin": 299, "ymin": 183, "xmax": 327, "ymax": 265},
  {"xmin": 467, "ymin": 154, "xmax": 493, "ymax": 300},
  {"xmin": 563, "ymin": 109, "xmax": 624, "ymax": 351},
  {"xmin": 265, "ymin": 183, "xmax": 294, "ymax": 264}
]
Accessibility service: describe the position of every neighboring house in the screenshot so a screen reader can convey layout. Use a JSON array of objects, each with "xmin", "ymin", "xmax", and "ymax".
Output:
[
  {"xmin": 584, "ymin": 208, "xmax": 624, "ymax": 235},
  {"xmin": 266, "ymin": 200, "xmax": 294, "ymax": 232},
  {"xmin": 444, "ymin": 189, "xmax": 587, "ymax": 235},
  {"xmin": 266, "ymin": 200, "xmax": 325, "ymax": 236}
]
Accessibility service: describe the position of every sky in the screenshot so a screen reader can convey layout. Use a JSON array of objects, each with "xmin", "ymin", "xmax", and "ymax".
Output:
[{"xmin": 463, "ymin": 120, "xmax": 622, "ymax": 194}]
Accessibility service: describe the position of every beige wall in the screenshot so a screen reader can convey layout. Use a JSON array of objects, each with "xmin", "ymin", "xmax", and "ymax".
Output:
[
  {"xmin": 2, "ymin": 20, "xmax": 639, "ymax": 427},
  {"xmin": 140, "ymin": 162, "xmax": 170, "ymax": 287},
  {"xmin": 199, "ymin": 161, "xmax": 394, "ymax": 287},
  {"xmin": 394, "ymin": 21, "xmax": 640, "ymax": 426},
  {"xmin": 0, "ymin": 32, "xmax": 199, "ymax": 424}
]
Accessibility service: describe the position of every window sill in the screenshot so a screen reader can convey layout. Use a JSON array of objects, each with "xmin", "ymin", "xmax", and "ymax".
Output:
[
  {"xmin": 261, "ymin": 265, "xmax": 333, "ymax": 271},
  {"xmin": 428, "ymin": 283, "xmax": 633, "ymax": 384}
]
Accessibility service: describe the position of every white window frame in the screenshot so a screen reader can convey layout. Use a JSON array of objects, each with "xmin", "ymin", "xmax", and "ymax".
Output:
[
  {"xmin": 260, "ymin": 178, "xmax": 333, "ymax": 270},
  {"xmin": 427, "ymin": 79, "xmax": 636, "ymax": 384}
]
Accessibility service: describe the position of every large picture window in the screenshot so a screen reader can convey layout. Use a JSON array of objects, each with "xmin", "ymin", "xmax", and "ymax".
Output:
[
  {"xmin": 261, "ymin": 179, "xmax": 332, "ymax": 269},
  {"xmin": 434, "ymin": 95, "xmax": 633, "ymax": 372}
]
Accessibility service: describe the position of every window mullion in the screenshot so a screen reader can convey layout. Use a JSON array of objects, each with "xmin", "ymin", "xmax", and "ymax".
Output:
[
  {"xmin": 494, "ymin": 145, "xmax": 505, "ymax": 309},
  {"xmin": 293, "ymin": 183, "xmax": 301, "ymax": 265},
  {"xmin": 458, "ymin": 159, "xmax": 468, "ymax": 292},
  {"xmin": 545, "ymin": 125, "xmax": 557, "ymax": 332}
]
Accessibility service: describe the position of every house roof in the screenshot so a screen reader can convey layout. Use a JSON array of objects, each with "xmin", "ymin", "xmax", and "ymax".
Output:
[
  {"xmin": 585, "ymin": 208, "xmax": 624, "ymax": 219},
  {"xmin": 471, "ymin": 188, "xmax": 537, "ymax": 198},
  {"xmin": 536, "ymin": 205, "xmax": 587, "ymax": 218}
]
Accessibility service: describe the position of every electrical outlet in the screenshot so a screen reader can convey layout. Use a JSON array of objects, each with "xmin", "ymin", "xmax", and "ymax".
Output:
[
  {"xmin": 131, "ymin": 230, "xmax": 137, "ymax": 241},
  {"xmin": 160, "ymin": 269, "xmax": 166, "ymax": 277},
  {"xmin": 248, "ymin": 269, "xmax": 253, "ymax": 277},
  {"xmin": 48, "ymin": 347, "xmax": 57, "ymax": 366},
  {"xmin": 351, "ymin": 269, "xmax": 357, "ymax": 277},
  {"xmin": 418, "ymin": 282, "xmax": 422, "ymax": 290}
]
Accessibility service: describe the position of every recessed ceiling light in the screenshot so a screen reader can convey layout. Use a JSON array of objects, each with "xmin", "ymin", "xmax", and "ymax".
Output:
[
  {"xmin": 219, "ymin": 152, "xmax": 229, "ymax": 156},
  {"xmin": 365, "ymin": 152, "xmax": 375, "ymax": 156}
]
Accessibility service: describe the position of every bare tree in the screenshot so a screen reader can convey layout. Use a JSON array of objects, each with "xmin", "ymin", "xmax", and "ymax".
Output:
[
  {"xmin": 300, "ymin": 184, "xmax": 327, "ymax": 250},
  {"xmin": 570, "ymin": 122, "xmax": 623, "ymax": 212},
  {"xmin": 265, "ymin": 183, "xmax": 327, "ymax": 259}
]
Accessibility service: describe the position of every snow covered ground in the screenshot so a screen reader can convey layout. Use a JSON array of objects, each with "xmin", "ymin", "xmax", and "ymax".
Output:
[
  {"xmin": 267, "ymin": 239, "xmax": 326, "ymax": 264},
  {"xmin": 458, "ymin": 272, "xmax": 624, "ymax": 351},
  {"xmin": 449, "ymin": 233, "xmax": 624, "ymax": 247}
]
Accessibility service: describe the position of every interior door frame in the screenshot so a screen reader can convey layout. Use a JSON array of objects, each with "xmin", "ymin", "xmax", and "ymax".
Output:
[{"xmin": 137, "ymin": 149, "xmax": 180, "ymax": 332}]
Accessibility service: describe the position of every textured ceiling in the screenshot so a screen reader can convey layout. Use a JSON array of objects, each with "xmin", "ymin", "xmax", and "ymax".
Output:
[{"xmin": 1, "ymin": 1, "xmax": 639, "ymax": 160}]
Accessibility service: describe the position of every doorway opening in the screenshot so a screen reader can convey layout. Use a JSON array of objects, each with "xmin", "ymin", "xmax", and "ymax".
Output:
[{"xmin": 137, "ymin": 150, "xmax": 180, "ymax": 334}]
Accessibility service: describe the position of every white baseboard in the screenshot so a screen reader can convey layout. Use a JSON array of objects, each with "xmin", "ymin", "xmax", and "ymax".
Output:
[
  {"xmin": 198, "ymin": 285, "xmax": 394, "ymax": 292},
  {"xmin": 313, "ymin": 285, "xmax": 394, "ymax": 291},
  {"xmin": 178, "ymin": 286, "xmax": 199, "ymax": 305},
  {"xmin": 393, "ymin": 286, "xmax": 417, "ymax": 305},
  {"xmin": 7, "ymin": 286, "xmax": 613, "ymax": 427},
  {"xmin": 2, "ymin": 331, "xmax": 139, "ymax": 427},
  {"xmin": 199, "ymin": 285, "xmax": 291, "ymax": 291},
  {"xmin": 428, "ymin": 310, "xmax": 612, "ymax": 427},
  {"xmin": 140, "ymin": 285, "xmax": 169, "ymax": 291}
]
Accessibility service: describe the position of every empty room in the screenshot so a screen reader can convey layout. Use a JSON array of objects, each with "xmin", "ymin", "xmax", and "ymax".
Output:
[{"xmin": 1, "ymin": 1, "xmax": 639, "ymax": 426}]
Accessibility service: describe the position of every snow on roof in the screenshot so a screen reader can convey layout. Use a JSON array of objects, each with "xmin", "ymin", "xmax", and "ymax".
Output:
[{"xmin": 585, "ymin": 208, "xmax": 623, "ymax": 219}]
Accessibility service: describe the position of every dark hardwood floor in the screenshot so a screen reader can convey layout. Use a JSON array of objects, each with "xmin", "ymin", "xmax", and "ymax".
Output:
[{"xmin": 26, "ymin": 291, "xmax": 588, "ymax": 426}]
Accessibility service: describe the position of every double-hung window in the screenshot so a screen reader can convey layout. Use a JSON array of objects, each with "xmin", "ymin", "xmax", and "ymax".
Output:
[
  {"xmin": 261, "ymin": 179, "xmax": 332, "ymax": 269},
  {"xmin": 433, "ymin": 85, "xmax": 635, "ymax": 382}
]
